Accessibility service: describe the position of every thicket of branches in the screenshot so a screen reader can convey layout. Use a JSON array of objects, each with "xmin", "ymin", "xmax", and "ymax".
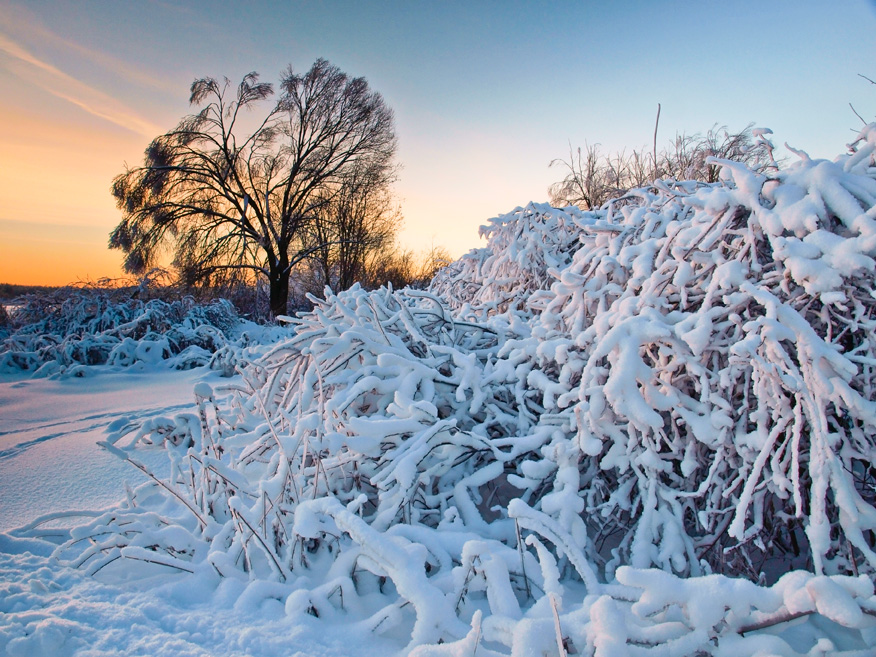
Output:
[
  {"xmin": 0, "ymin": 277, "xmax": 241, "ymax": 376},
  {"xmin": 291, "ymin": 240, "xmax": 454, "ymax": 310},
  {"xmin": 0, "ymin": 303, "xmax": 9, "ymax": 340},
  {"xmin": 49, "ymin": 123, "xmax": 876, "ymax": 653},
  {"xmin": 437, "ymin": 124, "xmax": 876, "ymax": 583},
  {"xmin": 549, "ymin": 123, "xmax": 777, "ymax": 210}
]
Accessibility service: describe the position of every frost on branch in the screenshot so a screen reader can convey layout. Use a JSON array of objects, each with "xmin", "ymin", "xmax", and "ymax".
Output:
[
  {"xmin": 51, "ymin": 125, "xmax": 876, "ymax": 652},
  {"xmin": 431, "ymin": 202, "xmax": 588, "ymax": 322}
]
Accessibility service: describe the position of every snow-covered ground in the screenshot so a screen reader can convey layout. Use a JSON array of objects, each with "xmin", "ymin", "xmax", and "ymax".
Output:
[
  {"xmin": 1, "ymin": 369, "xmax": 874, "ymax": 656},
  {"xmin": 0, "ymin": 366, "xmax": 872, "ymax": 657},
  {"xmin": 0, "ymin": 369, "xmax": 202, "ymax": 533}
]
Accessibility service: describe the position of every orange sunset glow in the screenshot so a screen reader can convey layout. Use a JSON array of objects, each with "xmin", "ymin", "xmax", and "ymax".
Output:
[{"xmin": 0, "ymin": 108, "xmax": 142, "ymax": 284}]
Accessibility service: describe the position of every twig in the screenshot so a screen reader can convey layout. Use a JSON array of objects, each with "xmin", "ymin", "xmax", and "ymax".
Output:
[
  {"xmin": 87, "ymin": 551, "xmax": 123, "ymax": 576},
  {"xmin": 653, "ymin": 102, "xmax": 661, "ymax": 181},
  {"xmin": 549, "ymin": 593, "xmax": 568, "ymax": 657},
  {"xmin": 849, "ymin": 102, "xmax": 867, "ymax": 126},
  {"xmin": 121, "ymin": 552, "xmax": 195, "ymax": 573},
  {"xmin": 471, "ymin": 611, "xmax": 482, "ymax": 657},
  {"xmin": 515, "ymin": 519, "xmax": 532, "ymax": 600},
  {"xmin": 98, "ymin": 441, "xmax": 207, "ymax": 530},
  {"xmin": 230, "ymin": 506, "xmax": 287, "ymax": 582},
  {"xmin": 739, "ymin": 610, "xmax": 812, "ymax": 635}
]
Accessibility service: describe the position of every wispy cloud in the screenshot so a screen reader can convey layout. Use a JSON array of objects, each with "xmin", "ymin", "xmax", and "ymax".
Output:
[
  {"xmin": 0, "ymin": 32, "xmax": 162, "ymax": 138},
  {"xmin": 2, "ymin": 5, "xmax": 180, "ymax": 94}
]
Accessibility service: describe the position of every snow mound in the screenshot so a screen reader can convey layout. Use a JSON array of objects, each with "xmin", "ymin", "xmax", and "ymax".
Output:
[{"xmin": 19, "ymin": 124, "xmax": 876, "ymax": 654}]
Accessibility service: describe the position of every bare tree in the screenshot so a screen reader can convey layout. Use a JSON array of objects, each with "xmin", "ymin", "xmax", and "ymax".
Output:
[
  {"xmin": 548, "ymin": 143, "xmax": 620, "ymax": 210},
  {"xmin": 358, "ymin": 241, "xmax": 452, "ymax": 291},
  {"xmin": 306, "ymin": 163, "xmax": 399, "ymax": 294},
  {"xmin": 110, "ymin": 59, "xmax": 398, "ymax": 317},
  {"xmin": 661, "ymin": 124, "xmax": 774, "ymax": 183},
  {"xmin": 411, "ymin": 242, "xmax": 453, "ymax": 287}
]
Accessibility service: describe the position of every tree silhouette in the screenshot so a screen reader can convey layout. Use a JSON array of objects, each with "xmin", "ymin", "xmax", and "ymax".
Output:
[{"xmin": 110, "ymin": 59, "xmax": 397, "ymax": 316}]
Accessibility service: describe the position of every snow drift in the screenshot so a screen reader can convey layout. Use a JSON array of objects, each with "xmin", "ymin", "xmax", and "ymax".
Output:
[{"xmin": 16, "ymin": 125, "xmax": 876, "ymax": 655}]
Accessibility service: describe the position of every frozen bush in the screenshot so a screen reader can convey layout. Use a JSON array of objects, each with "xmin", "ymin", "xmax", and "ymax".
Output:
[
  {"xmin": 0, "ymin": 289, "xmax": 240, "ymax": 375},
  {"xmin": 431, "ymin": 202, "xmax": 590, "ymax": 321}
]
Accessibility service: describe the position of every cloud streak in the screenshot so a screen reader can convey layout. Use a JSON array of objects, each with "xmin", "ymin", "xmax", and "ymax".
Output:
[
  {"xmin": 0, "ymin": 4, "xmax": 180, "ymax": 94},
  {"xmin": 0, "ymin": 32, "xmax": 161, "ymax": 138}
]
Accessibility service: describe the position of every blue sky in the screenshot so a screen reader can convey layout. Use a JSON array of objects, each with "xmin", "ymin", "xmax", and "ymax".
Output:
[{"xmin": 1, "ymin": 0, "xmax": 875, "ymax": 283}]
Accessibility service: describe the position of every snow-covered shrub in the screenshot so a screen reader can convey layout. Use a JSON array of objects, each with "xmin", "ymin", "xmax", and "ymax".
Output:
[
  {"xmin": 433, "ymin": 125, "xmax": 876, "ymax": 582},
  {"xmin": 0, "ymin": 303, "xmax": 10, "ymax": 339},
  {"xmin": 53, "ymin": 125, "xmax": 876, "ymax": 653},
  {"xmin": 431, "ymin": 202, "xmax": 589, "ymax": 321},
  {"xmin": 509, "ymin": 125, "xmax": 876, "ymax": 581},
  {"xmin": 0, "ymin": 289, "xmax": 240, "ymax": 375},
  {"xmin": 59, "ymin": 285, "xmax": 526, "ymax": 650}
]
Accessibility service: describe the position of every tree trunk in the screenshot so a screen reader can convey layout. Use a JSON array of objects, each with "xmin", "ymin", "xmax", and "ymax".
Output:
[{"xmin": 269, "ymin": 264, "xmax": 290, "ymax": 318}]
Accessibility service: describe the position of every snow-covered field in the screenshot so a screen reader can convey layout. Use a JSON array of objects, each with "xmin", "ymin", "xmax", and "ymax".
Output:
[
  {"xmin": 4, "ymin": 126, "xmax": 876, "ymax": 656},
  {"xmin": 0, "ymin": 369, "xmax": 201, "ymax": 533}
]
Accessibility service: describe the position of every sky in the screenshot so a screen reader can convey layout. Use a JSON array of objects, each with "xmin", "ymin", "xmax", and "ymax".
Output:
[{"xmin": 1, "ymin": 0, "xmax": 875, "ymax": 286}]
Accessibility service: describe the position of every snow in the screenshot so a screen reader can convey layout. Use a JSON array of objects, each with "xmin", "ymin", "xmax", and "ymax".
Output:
[
  {"xmin": 0, "ymin": 548, "xmax": 396, "ymax": 657},
  {"xmin": 0, "ymin": 369, "xmax": 215, "ymax": 533},
  {"xmin": 4, "ymin": 126, "xmax": 876, "ymax": 655}
]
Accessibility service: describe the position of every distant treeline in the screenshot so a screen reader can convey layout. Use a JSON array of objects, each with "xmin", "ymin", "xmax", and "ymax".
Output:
[{"xmin": 0, "ymin": 284, "xmax": 59, "ymax": 301}]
